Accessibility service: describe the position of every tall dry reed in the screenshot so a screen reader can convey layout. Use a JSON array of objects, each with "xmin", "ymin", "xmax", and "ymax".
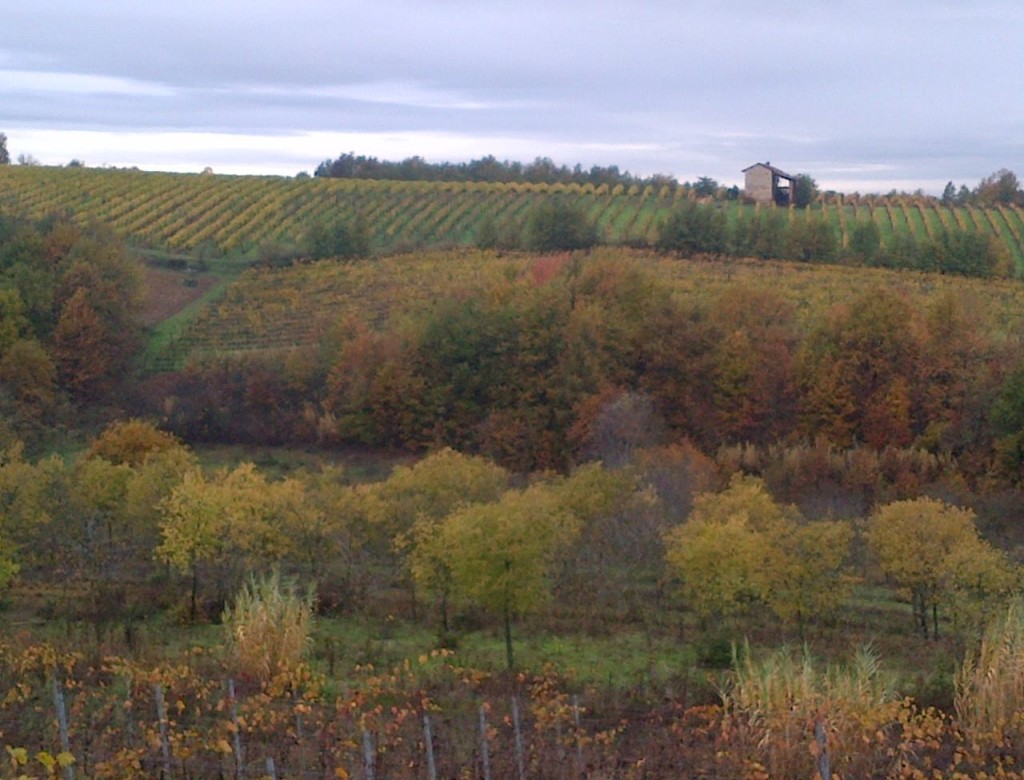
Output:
[
  {"xmin": 955, "ymin": 599, "xmax": 1024, "ymax": 738},
  {"xmin": 721, "ymin": 643, "xmax": 900, "ymax": 778},
  {"xmin": 222, "ymin": 569, "xmax": 315, "ymax": 683}
]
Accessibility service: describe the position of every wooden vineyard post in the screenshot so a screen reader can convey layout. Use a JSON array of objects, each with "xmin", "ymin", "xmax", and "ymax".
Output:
[
  {"xmin": 362, "ymin": 729, "xmax": 375, "ymax": 780},
  {"xmin": 154, "ymin": 684, "xmax": 173, "ymax": 779},
  {"xmin": 50, "ymin": 676, "xmax": 75, "ymax": 780},
  {"xmin": 572, "ymin": 695, "xmax": 584, "ymax": 777},
  {"xmin": 815, "ymin": 720, "xmax": 831, "ymax": 780},
  {"xmin": 228, "ymin": 679, "xmax": 245, "ymax": 778},
  {"xmin": 293, "ymin": 690, "xmax": 306, "ymax": 776},
  {"xmin": 478, "ymin": 704, "xmax": 492, "ymax": 780},
  {"xmin": 512, "ymin": 696, "xmax": 527, "ymax": 780},
  {"xmin": 423, "ymin": 714, "xmax": 438, "ymax": 780}
]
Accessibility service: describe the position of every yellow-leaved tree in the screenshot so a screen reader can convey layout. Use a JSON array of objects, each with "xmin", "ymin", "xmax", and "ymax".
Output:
[
  {"xmin": 0, "ymin": 445, "xmax": 69, "ymax": 574},
  {"xmin": 768, "ymin": 520, "xmax": 854, "ymax": 638},
  {"xmin": 291, "ymin": 466, "xmax": 367, "ymax": 584},
  {"xmin": 665, "ymin": 474, "xmax": 790, "ymax": 621},
  {"xmin": 431, "ymin": 462, "xmax": 637, "ymax": 668},
  {"xmin": 158, "ymin": 463, "xmax": 317, "ymax": 620},
  {"xmin": 87, "ymin": 418, "xmax": 185, "ymax": 466},
  {"xmin": 438, "ymin": 481, "xmax": 579, "ymax": 669},
  {"xmin": 664, "ymin": 474, "xmax": 852, "ymax": 634},
  {"xmin": 367, "ymin": 448, "xmax": 509, "ymax": 630},
  {"xmin": 866, "ymin": 497, "xmax": 1016, "ymax": 638},
  {"xmin": 157, "ymin": 468, "xmax": 228, "ymax": 621}
]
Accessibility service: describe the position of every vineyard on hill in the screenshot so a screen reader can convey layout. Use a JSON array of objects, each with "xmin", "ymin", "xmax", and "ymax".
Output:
[
  {"xmin": 2, "ymin": 165, "xmax": 1024, "ymax": 268},
  {"xmin": 0, "ymin": 166, "xmax": 679, "ymax": 254},
  {"xmin": 145, "ymin": 247, "xmax": 1024, "ymax": 373}
]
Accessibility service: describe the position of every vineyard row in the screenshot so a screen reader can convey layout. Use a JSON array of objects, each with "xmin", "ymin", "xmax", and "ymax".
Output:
[{"xmin": 3, "ymin": 166, "xmax": 1024, "ymax": 264}]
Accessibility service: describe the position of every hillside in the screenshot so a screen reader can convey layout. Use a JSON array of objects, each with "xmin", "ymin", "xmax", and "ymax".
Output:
[
  {"xmin": 8, "ymin": 175, "xmax": 1024, "ymax": 778},
  {"xmin": 148, "ymin": 247, "xmax": 1024, "ymax": 372},
  {"xmin": 2, "ymin": 165, "xmax": 1024, "ymax": 269},
  {"xmin": 126, "ymin": 247, "xmax": 1024, "ymax": 485}
]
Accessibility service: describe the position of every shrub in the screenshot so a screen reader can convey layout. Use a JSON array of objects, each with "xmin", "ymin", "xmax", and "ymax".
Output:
[
  {"xmin": 87, "ymin": 418, "xmax": 184, "ymax": 466},
  {"xmin": 656, "ymin": 202, "xmax": 726, "ymax": 256},
  {"xmin": 306, "ymin": 214, "xmax": 371, "ymax": 260},
  {"xmin": 525, "ymin": 199, "xmax": 597, "ymax": 251}
]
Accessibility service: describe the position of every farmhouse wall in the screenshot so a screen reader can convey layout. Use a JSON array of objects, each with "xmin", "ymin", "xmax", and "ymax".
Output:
[{"xmin": 744, "ymin": 166, "xmax": 775, "ymax": 204}]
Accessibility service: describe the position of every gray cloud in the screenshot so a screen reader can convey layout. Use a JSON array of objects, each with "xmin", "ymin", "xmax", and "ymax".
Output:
[{"xmin": 2, "ymin": 1, "xmax": 1023, "ymax": 190}]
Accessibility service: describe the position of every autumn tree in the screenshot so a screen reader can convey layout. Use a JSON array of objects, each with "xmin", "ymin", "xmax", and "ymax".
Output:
[
  {"xmin": 917, "ymin": 291, "xmax": 995, "ymax": 457},
  {"xmin": 708, "ymin": 286, "xmax": 799, "ymax": 445},
  {"xmin": 866, "ymin": 497, "xmax": 1016, "ymax": 639},
  {"xmin": 322, "ymin": 323, "xmax": 426, "ymax": 449},
  {"xmin": 797, "ymin": 288, "xmax": 922, "ymax": 448},
  {"xmin": 0, "ymin": 339, "xmax": 57, "ymax": 423},
  {"xmin": 0, "ymin": 133, "xmax": 8, "ymax": 165},
  {"xmin": 366, "ymin": 448, "xmax": 509, "ymax": 629},
  {"xmin": 769, "ymin": 520, "xmax": 853, "ymax": 638},
  {"xmin": 438, "ymin": 477, "xmax": 585, "ymax": 668},
  {"xmin": 975, "ymin": 169, "xmax": 1021, "ymax": 206},
  {"xmin": 0, "ymin": 289, "xmax": 27, "ymax": 354},
  {"xmin": 992, "ymin": 366, "xmax": 1024, "ymax": 481},
  {"xmin": 637, "ymin": 297, "xmax": 719, "ymax": 447},
  {"xmin": 664, "ymin": 475, "xmax": 851, "ymax": 633},
  {"xmin": 545, "ymin": 463, "xmax": 653, "ymax": 625},
  {"xmin": 121, "ymin": 446, "xmax": 196, "ymax": 563},
  {"xmin": 0, "ymin": 532, "xmax": 16, "ymax": 593},
  {"xmin": 51, "ymin": 288, "xmax": 113, "ymax": 401},
  {"xmin": 408, "ymin": 289, "xmax": 575, "ymax": 468},
  {"xmin": 88, "ymin": 419, "xmax": 185, "ymax": 466},
  {"xmin": 0, "ymin": 216, "xmax": 141, "ymax": 411},
  {"xmin": 294, "ymin": 466, "xmax": 370, "ymax": 590},
  {"xmin": 157, "ymin": 468, "xmax": 228, "ymax": 620},
  {"xmin": 0, "ymin": 447, "xmax": 72, "ymax": 575},
  {"xmin": 70, "ymin": 456, "xmax": 134, "ymax": 572},
  {"xmin": 665, "ymin": 474, "xmax": 792, "ymax": 621},
  {"xmin": 158, "ymin": 463, "xmax": 325, "ymax": 619}
]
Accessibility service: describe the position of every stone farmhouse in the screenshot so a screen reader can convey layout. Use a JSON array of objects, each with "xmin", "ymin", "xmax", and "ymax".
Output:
[{"xmin": 742, "ymin": 162, "xmax": 794, "ymax": 205}]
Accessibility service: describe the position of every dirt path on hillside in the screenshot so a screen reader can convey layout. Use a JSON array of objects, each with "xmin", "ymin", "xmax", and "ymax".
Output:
[{"xmin": 140, "ymin": 267, "xmax": 220, "ymax": 327}]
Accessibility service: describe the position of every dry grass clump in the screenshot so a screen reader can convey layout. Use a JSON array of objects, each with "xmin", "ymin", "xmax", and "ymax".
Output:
[
  {"xmin": 721, "ymin": 643, "xmax": 901, "ymax": 778},
  {"xmin": 955, "ymin": 599, "xmax": 1024, "ymax": 738},
  {"xmin": 222, "ymin": 569, "xmax": 315, "ymax": 683}
]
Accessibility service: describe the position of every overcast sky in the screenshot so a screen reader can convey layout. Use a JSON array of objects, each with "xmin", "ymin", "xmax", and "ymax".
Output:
[{"xmin": 2, "ymin": 1, "xmax": 1022, "ymax": 193}]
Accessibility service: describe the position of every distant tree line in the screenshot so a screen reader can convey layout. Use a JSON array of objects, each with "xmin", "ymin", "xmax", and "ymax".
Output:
[
  {"xmin": 942, "ymin": 169, "xmax": 1024, "ymax": 207},
  {"xmin": 314, "ymin": 152, "xmax": 681, "ymax": 189}
]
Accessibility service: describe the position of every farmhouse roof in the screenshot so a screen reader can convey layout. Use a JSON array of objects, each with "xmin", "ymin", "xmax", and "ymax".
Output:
[{"xmin": 741, "ymin": 162, "xmax": 794, "ymax": 180}]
